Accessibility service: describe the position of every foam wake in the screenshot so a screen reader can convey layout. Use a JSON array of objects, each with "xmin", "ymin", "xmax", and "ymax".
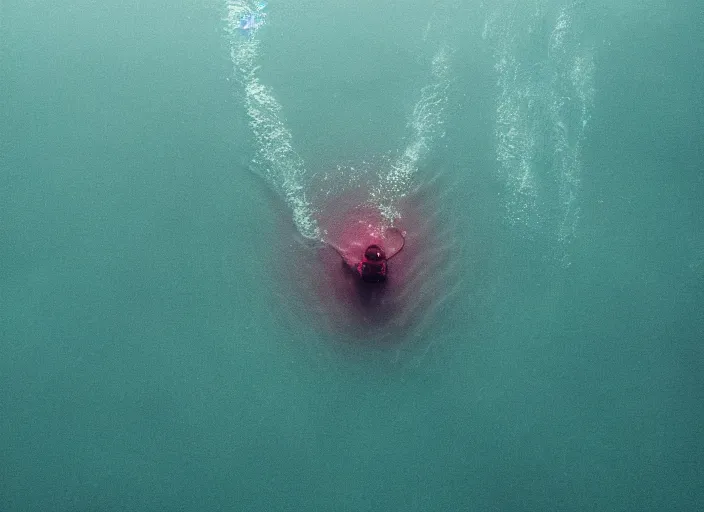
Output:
[
  {"xmin": 226, "ymin": 1, "xmax": 452, "ymax": 240},
  {"xmin": 484, "ymin": 2, "xmax": 594, "ymax": 265},
  {"xmin": 225, "ymin": 0, "xmax": 320, "ymax": 240},
  {"xmin": 372, "ymin": 45, "xmax": 452, "ymax": 222}
]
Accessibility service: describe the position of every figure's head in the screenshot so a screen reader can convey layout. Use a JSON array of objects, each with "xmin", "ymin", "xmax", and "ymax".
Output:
[{"xmin": 364, "ymin": 245, "xmax": 386, "ymax": 261}]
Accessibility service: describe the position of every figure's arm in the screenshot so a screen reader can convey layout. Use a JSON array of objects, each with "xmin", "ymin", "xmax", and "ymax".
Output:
[{"xmin": 386, "ymin": 228, "xmax": 406, "ymax": 259}]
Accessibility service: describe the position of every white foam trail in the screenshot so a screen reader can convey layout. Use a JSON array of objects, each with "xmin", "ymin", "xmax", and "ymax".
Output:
[
  {"xmin": 486, "ymin": 3, "xmax": 594, "ymax": 265},
  {"xmin": 548, "ymin": 7, "xmax": 594, "ymax": 263},
  {"xmin": 373, "ymin": 45, "xmax": 451, "ymax": 222},
  {"xmin": 225, "ymin": 0, "xmax": 320, "ymax": 240},
  {"xmin": 494, "ymin": 50, "xmax": 540, "ymax": 229}
]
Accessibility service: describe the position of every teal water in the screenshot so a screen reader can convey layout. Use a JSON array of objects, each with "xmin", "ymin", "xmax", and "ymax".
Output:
[{"xmin": 1, "ymin": 0, "xmax": 702, "ymax": 510}]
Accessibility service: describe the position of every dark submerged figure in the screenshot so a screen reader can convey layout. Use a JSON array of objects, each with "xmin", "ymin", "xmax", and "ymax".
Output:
[
  {"xmin": 326, "ymin": 227, "xmax": 404, "ymax": 285},
  {"xmin": 357, "ymin": 245, "xmax": 387, "ymax": 283}
]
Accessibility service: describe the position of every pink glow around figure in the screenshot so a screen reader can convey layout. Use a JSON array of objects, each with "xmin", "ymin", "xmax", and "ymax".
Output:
[{"xmin": 305, "ymin": 189, "xmax": 443, "ymax": 344}]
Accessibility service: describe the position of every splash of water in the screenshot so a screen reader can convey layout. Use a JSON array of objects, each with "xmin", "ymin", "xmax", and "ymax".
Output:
[
  {"xmin": 224, "ymin": 1, "xmax": 458, "ymax": 349},
  {"xmin": 226, "ymin": 0, "xmax": 451, "ymax": 241}
]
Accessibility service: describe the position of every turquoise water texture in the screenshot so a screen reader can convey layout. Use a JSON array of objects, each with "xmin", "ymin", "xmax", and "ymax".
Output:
[{"xmin": 1, "ymin": 0, "xmax": 703, "ymax": 510}]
